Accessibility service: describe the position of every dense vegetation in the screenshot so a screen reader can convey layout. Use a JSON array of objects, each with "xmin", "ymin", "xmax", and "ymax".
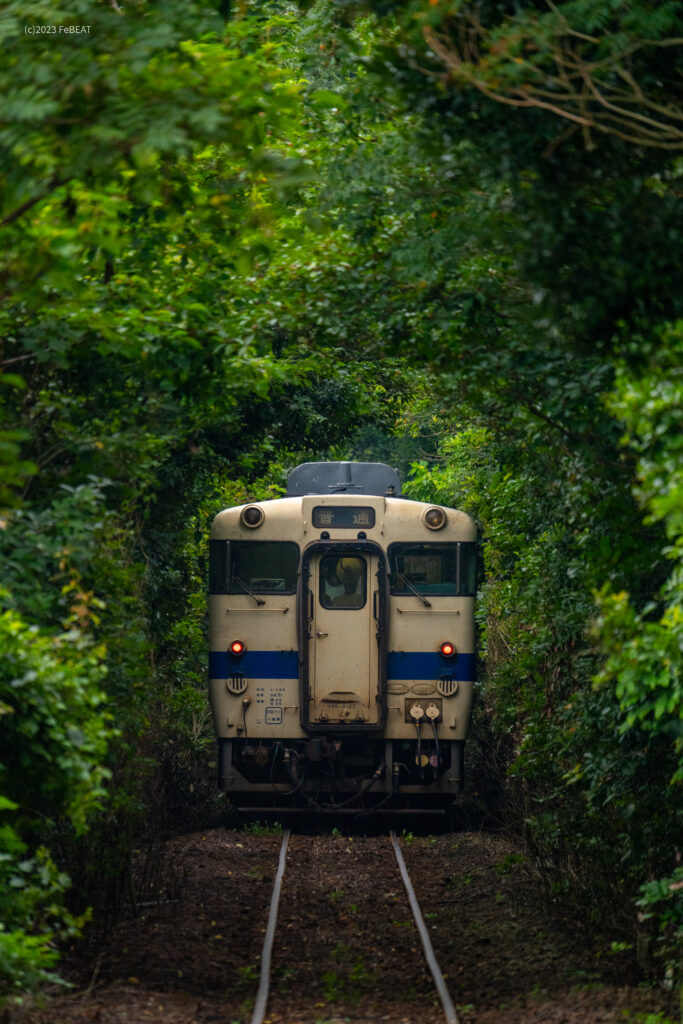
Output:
[{"xmin": 0, "ymin": 0, "xmax": 681, "ymax": 1002}]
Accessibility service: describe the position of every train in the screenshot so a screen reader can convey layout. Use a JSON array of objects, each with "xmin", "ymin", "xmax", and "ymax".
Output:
[{"xmin": 208, "ymin": 461, "xmax": 476, "ymax": 814}]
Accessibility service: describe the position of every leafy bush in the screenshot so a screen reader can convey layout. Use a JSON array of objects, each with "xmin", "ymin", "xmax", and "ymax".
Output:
[
  {"xmin": 0, "ymin": 800, "xmax": 87, "ymax": 995},
  {"xmin": 403, "ymin": 411, "xmax": 681, "ymax": 983},
  {"xmin": 0, "ymin": 596, "xmax": 112, "ymax": 832},
  {"xmin": 0, "ymin": 599, "xmax": 113, "ymax": 998}
]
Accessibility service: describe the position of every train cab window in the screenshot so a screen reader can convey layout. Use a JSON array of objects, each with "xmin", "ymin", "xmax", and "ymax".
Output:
[
  {"xmin": 209, "ymin": 540, "xmax": 299, "ymax": 594},
  {"xmin": 319, "ymin": 555, "xmax": 366, "ymax": 609},
  {"xmin": 389, "ymin": 543, "xmax": 476, "ymax": 596}
]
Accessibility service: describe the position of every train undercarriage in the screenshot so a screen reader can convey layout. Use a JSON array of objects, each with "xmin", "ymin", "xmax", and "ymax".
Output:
[{"xmin": 217, "ymin": 734, "xmax": 465, "ymax": 814}]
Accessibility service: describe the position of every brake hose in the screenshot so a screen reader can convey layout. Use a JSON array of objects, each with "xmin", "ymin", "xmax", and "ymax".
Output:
[
  {"xmin": 241, "ymin": 697, "xmax": 250, "ymax": 745},
  {"xmin": 284, "ymin": 751, "xmax": 320, "ymax": 806},
  {"xmin": 355, "ymin": 764, "xmax": 400, "ymax": 817},
  {"xmin": 415, "ymin": 720, "xmax": 423, "ymax": 781},
  {"xmin": 271, "ymin": 744, "xmax": 305, "ymax": 796},
  {"xmin": 430, "ymin": 719, "xmax": 441, "ymax": 764},
  {"xmin": 322, "ymin": 763, "xmax": 384, "ymax": 809}
]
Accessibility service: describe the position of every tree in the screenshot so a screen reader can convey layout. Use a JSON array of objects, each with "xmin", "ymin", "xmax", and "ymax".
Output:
[{"xmin": 420, "ymin": 0, "xmax": 683, "ymax": 152}]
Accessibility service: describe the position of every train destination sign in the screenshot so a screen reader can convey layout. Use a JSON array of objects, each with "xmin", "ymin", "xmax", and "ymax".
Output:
[{"xmin": 312, "ymin": 506, "xmax": 376, "ymax": 529}]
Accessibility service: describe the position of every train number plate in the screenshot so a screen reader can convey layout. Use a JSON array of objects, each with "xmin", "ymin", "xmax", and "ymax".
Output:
[{"xmin": 265, "ymin": 707, "xmax": 283, "ymax": 725}]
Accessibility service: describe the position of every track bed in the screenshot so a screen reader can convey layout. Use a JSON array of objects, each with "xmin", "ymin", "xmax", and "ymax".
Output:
[{"xmin": 11, "ymin": 829, "xmax": 674, "ymax": 1024}]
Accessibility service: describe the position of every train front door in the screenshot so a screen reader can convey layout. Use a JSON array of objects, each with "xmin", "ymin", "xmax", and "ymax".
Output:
[{"xmin": 307, "ymin": 550, "xmax": 381, "ymax": 726}]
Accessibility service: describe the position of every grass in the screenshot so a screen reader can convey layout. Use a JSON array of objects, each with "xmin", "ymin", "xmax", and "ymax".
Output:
[
  {"xmin": 494, "ymin": 852, "xmax": 528, "ymax": 875},
  {"xmin": 235, "ymin": 964, "xmax": 257, "ymax": 991},
  {"xmin": 241, "ymin": 820, "xmax": 283, "ymax": 835},
  {"xmin": 321, "ymin": 957, "xmax": 373, "ymax": 1003}
]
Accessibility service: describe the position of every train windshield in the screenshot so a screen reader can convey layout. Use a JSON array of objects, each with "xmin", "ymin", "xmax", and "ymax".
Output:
[
  {"xmin": 388, "ymin": 542, "xmax": 476, "ymax": 596},
  {"xmin": 209, "ymin": 540, "xmax": 299, "ymax": 594}
]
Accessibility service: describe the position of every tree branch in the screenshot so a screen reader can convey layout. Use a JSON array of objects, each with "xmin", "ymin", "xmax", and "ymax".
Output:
[
  {"xmin": 421, "ymin": 16, "xmax": 683, "ymax": 151},
  {"xmin": 0, "ymin": 354, "xmax": 35, "ymax": 368},
  {"xmin": 1, "ymin": 178, "xmax": 68, "ymax": 228}
]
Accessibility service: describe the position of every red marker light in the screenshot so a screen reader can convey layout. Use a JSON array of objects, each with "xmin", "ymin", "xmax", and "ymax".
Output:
[
  {"xmin": 230, "ymin": 640, "xmax": 246, "ymax": 656},
  {"xmin": 439, "ymin": 641, "xmax": 455, "ymax": 658}
]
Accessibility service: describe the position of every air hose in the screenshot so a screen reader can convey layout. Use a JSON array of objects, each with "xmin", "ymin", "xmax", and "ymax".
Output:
[
  {"xmin": 321, "ymin": 763, "xmax": 384, "ymax": 809},
  {"xmin": 430, "ymin": 719, "xmax": 441, "ymax": 764},
  {"xmin": 355, "ymin": 762, "xmax": 400, "ymax": 817}
]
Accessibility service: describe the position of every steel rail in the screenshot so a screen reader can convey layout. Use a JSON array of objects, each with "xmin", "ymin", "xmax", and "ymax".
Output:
[
  {"xmin": 249, "ymin": 828, "xmax": 291, "ymax": 1024},
  {"xmin": 389, "ymin": 829, "xmax": 460, "ymax": 1024}
]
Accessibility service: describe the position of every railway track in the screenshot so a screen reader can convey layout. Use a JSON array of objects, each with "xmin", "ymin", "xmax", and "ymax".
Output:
[{"xmin": 249, "ymin": 829, "xmax": 459, "ymax": 1024}]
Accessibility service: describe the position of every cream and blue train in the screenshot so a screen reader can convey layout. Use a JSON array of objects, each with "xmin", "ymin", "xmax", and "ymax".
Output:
[{"xmin": 209, "ymin": 462, "xmax": 476, "ymax": 813}]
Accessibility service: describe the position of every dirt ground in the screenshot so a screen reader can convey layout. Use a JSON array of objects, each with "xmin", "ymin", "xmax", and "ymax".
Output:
[{"xmin": 7, "ymin": 827, "xmax": 677, "ymax": 1024}]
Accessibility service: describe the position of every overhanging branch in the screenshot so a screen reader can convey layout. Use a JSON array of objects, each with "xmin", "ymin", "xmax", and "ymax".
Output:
[{"xmin": 421, "ymin": 6, "xmax": 683, "ymax": 152}]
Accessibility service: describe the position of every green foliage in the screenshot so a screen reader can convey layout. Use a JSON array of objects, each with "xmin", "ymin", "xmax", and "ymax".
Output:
[
  {"xmin": 0, "ymin": 0, "xmax": 315, "ymax": 995},
  {"xmin": 403, "ymin": 405, "xmax": 680, "ymax": 971},
  {"xmin": 0, "ymin": 591, "xmax": 112, "ymax": 997},
  {"xmin": 0, "ymin": 595, "xmax": 112, "ymax": 832},
  {"xmin": 0, "ymin": 0, "xmax": 302, "ymax": 299},
  {"xmin": 0, "ymin": 377, "xmax": 36, "ymax": 508},
  {"xmin": 242, "ymin": 820, "xmax": 283, "ymax": 835},
  {"xmin": 593, "ymin": 326, "xmax": 683, "ymax": 779},
  {"xmin": 1, "ymin": 0, "xmax": 681, "ymax": 1000},
  {"xmin": 263, "ymin": 7, "xmax": 682, "ymax": 984},
  {"xmin": 0, "ymin": 800, "xmax": 89, "ymax": 995},
  {"xmin": 0, "ymin": 597, "xmax": 110, "ymax": 997},
  {"xmin": 494, "ymin": 853, "xmax": 527, "ymax": 876},
  {"xmin": 636, "ymin": 866, "xmax": 683, "ymax": 986},
  {"xmin": 413, "ymin": 0, "xmax": 683, "ymax": 151}
]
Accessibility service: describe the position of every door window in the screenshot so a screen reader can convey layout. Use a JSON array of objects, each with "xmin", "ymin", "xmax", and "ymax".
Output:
[{"xmin": 319, "ymin": 555, "xmax": 367, "ymax": 609}]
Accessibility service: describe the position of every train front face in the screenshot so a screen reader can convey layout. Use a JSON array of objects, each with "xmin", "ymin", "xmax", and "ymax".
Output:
[{"xmin": 209, "ymin": 490, "xmax": 476, "ymax": 810}]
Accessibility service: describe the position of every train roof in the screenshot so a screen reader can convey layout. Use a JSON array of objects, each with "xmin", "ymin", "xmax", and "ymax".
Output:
[{"xmin": 285, "ymin": 462, "xmax": 401, "ymax": 497}]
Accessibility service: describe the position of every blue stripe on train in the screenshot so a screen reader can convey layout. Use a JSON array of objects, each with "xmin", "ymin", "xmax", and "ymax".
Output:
[
  {"xmin": 209, "ymin": 650, "xmax": 475, "ymax": 681},
  {"xmin": 209, "ymin": 650, "xmax": 299, "ymax": 679},
  {"xmin": 387, "ymin": 651, "xmax": 474, "ymax": 681}
]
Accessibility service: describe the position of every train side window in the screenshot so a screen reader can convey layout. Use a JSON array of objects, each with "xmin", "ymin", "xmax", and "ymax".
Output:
[
  {"xmin": 460, "ymin": 543, "xmax": 477, "ymax": 595},
  {"xmin": 209, "ymin": 540, "xmax": 299, "ymax": 594},
  {"xmin": 319, "ymin": 555, "xmax": 366, "ymax": 609},
  {"xmin": 209, "ymin": 540, "xmax": 230, "ymax": 593},
  {"xmin": 388, "ymin": 542, "xmax": 477, "ymax": 596}
]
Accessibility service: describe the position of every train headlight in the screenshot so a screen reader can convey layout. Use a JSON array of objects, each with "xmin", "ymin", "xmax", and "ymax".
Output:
[
  {"xmin": 439, "ymin": 641, "xmax": 456, "ymax": 658},
  {"xmin": 241, "ymin": 505, "xmax": 264, "ymax": 529},
  {"xmin": 423, "ymin": 506, "xmax": 447, "ymax": 530},
  {"xmin": 230, "ymin": 640, "xmax": 247, "ymax": 656}
]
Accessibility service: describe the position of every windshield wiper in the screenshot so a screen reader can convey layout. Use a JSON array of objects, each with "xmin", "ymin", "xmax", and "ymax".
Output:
[
  {"xmin": 232, "ymin": 575, "xmax": 265, "ymax": 606},
  {"xmin": 397, "ymin": 573, "xmax": 431, "ymax": 608}
]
